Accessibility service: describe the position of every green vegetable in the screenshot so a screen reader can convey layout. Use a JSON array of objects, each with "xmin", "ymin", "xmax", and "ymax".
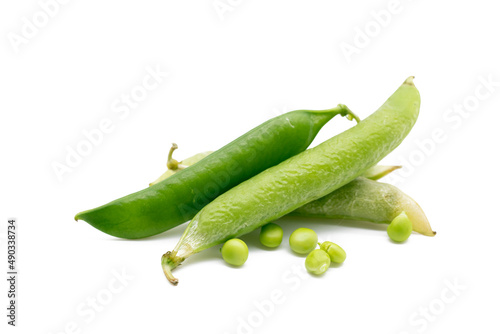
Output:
[
  {"xmin": 149, "ymin": 143, "xmax": 212, "ymax": 186},
  {"xmin": 387, "ymin": 211, "xmax": 413, "ymax": 242},
  {"xmin": 221, "ymin": 239, "xmax": 248, "ymax": 266},
  {"xmin": 291, "ymin": 177, "xmax": 435, "ymax": 236},
  {"xmin": 289, "ymin": 228, "xmax": 318, "ymax": 254},
  {"xmin": 259, "ymin": 223, "xmax": 283, "ymax": 248},
  {"xmin": 162, "ymin": 77, "xmax": 421, "ymax": 285},
  {"xmin": 319, "ymin": 241, "xmax": 346, "ymax": 264},
  {"xmin": 305, "ymin": 249, "xmax": 331, "ymax": 275},
  {"xmin": 75, "ymin": 105, "xmax": 354, "ymax": 239}
]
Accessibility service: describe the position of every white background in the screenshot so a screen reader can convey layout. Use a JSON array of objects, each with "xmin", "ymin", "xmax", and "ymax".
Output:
[{"xmin": 1, "ymin": 1, "xmax": 500, "ymax": 333}]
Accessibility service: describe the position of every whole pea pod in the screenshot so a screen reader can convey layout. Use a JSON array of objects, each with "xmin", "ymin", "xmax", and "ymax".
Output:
[
  {"xmin": 291, "ymin": 177, "xmax": 435, "ymax": 236},
  {"xmin": 75, "ymin": 104, "xmax": 357, "ymax": 239},
  {"xmin": 162, "ymin": 76, "xmax": 421, "ymax": 284}
]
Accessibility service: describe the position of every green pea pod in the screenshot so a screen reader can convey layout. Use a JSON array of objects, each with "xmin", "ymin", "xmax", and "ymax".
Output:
[
  {"xmin": 162, "ymin": 76, "xmax": 421, "ymax": 285},
  {"xmin": 290, "ymin": 177, "xmax": 435, "ymax": 236},
  {"xmin": 75, "ymin": 104, "xmax": 356, "ymax": 239}
]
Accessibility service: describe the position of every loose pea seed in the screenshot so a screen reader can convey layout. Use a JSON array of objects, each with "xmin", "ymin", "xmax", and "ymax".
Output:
[
  {"xmin": 221, "ymin": 239, "xmax": 249, "ymax": 266},
  {"xmin": 305, "ymin": 249, "xmax": 331, "ymax": 275},
  {"xmin": 319, "ymin": 241, "xmax": 346, "ymax": 264},
  {"xmin": 387, "ymin": 211, "xmax": 412, "ymax": 242},
  {"xmin": 259, "ymin": 223, "xmax": 283, "ymax": 248},
  {"xmin": 289, "ymin": 228, "xmax": 318, "ymax": 254}
]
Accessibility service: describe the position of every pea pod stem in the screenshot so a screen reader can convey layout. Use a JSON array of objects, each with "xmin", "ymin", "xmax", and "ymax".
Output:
[
  {"xmin": 150, "ymin": 146, "xmax": 213, "ymax": 186},
  {"xmin": 346, "ymin": 112, "xmax": 360, "ymax": 123},
  {"xmin": 166, "ymin": 143, "xmax": 185, "ymax": 170},
  {"xmin": 162, "ymin": 251, "xmax": 181, "ymax": 285},
  {"xmin": 325, "ymin": 104, "xmax": 359, "ymax": 123}
]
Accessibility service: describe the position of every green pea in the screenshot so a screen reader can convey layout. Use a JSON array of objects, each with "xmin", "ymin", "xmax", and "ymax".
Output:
[
  {"xmin": 319, "ymin": 241, "xmax": 346, "ymax": 264},
  {"xmin": 221, "ymin": 239, "xmax": 248, "ymax": 266},
  {"xmin": 259, "ymin": 223, "xmax": 283, "ymax": 248},
  {"xmin": 289, "ymin": 228, "xmax": 318, "ymax": 254},
  {"xmin": 305, "ymin": 249, "xmax": 331, "ymax": 275},
  {"xmin": 387, "ymin": 211, "xmax": 412, "ymax": 242}
]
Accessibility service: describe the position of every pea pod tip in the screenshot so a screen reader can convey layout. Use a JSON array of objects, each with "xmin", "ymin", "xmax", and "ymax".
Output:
[{"xmin": 404, "ymin": 76, "xmax": 415, "ymax": 86}]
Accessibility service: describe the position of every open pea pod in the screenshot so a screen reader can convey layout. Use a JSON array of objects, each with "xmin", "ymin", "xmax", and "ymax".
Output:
[{"xmin": 290, "ymin": 177, "xmax": 435, "ymax": 236}]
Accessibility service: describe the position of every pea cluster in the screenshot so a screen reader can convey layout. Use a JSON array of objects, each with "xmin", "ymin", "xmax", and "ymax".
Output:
[
  {"xmin": 220, "ymin": 224, "xmax": 348, "ymax": 276},
  {"xmin": 221, "ymin": 212, "xmax": 413, "ymax": 273}
]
